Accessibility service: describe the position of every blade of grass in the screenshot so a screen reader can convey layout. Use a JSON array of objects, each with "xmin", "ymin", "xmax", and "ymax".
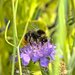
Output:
[
  {"xmin": 67, "ymin": 0, "xmax": 75, "ymax": 74},
  {"xmin": 53, "ymin": 0, "xmax": 67, "ymax": 75},
  {"xmin": 71, "ymin": 0, "xmax": 75, "ymax": 20}
]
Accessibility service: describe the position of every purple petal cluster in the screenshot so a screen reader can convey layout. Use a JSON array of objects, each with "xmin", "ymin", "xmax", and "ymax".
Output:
[{"xmin": 20, "ymin": 40, "xmax": 56, "ymax": 67}]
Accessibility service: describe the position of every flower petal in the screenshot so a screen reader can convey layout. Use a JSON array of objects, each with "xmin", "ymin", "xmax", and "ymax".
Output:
[
  {"xmin": 49, "ymin": 50, "xmax": 56, "ymax": 60},
  {"xmin": 21, "ymin": 54, "xmax": 30, "ymax": 66},
  {"xmin": 40, "ymin": 57, "xmax": 49, "ymax": 67},
  {"xmin": 32, "ymin": 53, "xmax": 39, "ymax": 62}
]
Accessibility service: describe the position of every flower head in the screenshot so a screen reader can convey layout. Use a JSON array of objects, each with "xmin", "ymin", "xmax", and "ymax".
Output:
[{"xmin": 20, "ymin": 40, "xmax": 56, "ymax": 67}]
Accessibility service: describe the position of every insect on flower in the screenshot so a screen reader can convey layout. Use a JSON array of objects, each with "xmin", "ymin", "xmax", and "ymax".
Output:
[
  {"xmin": 20, "ymin": 29, "xmax": 56, "ymax": 67},
  {"xmin": 22, "ymin": 29, "xmax": 47, "ymax": 45}
]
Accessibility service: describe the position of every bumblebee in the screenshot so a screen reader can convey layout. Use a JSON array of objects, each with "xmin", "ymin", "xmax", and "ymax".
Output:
[{"xmin": 22, "ymin": 30, "xmax": 47, "ymax": 45}]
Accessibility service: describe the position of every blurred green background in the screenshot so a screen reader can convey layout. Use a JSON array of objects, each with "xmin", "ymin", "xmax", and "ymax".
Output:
[{"xmin": 0, "ymin": 0, "xmax": 75, "ymax": 75}]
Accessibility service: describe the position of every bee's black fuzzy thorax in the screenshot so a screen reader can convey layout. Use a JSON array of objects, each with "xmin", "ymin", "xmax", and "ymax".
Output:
[{"xmin": 24, "ymin": 30, "xmax": 47, "ymax": 45}]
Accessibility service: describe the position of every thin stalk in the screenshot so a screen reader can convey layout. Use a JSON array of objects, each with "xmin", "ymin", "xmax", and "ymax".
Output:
[
  {"xmin": 18, "ymin": 0, "xmax": 38, "ymax": 46},
  {"xmin": 17, "ymin": 46, "xmax": 22, "ymax": 75},
  {"xmin": 17, "ymin": 1, "xmax": 38, "ymax": 75},
  {"xmin": 11, "ymin": 0, "xmax": 22, "ymax": 75},
  {"xmin": 5, "ymin": 20, "xmax": 15, "ymax": 47},
  {"xmin": 40, "ymin": 65, "xmax": 49, "ymax": 75},
  {"xmin": 18, "ymin": 19, "xmax": 30, "ymax": 46}
]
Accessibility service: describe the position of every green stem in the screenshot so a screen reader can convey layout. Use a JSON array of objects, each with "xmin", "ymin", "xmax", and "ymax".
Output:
[
  {"xmin": 18, "ymin": 0, "xmax": 38, "ymax": 46},
  {"xmin": 40, "ymin": 66, "xmax": 49, "ymax": 75},
  {"xmin": 17, "ymin": 46, "xmax": 22, "ymax": 75},
  {"xmin": 39, "ymin": 62, "xmax": 49, "ymax": 75},
  {"xmin": 11, "ymin": 0, "xmax": 22, "ymax": 75},
  {"xmin": 18, "ymin": 19, "xmax": 29, "ymax": 46},
  {"xmin": 5, "ymin": 20, "xmax": 15, "ymax": 47}
]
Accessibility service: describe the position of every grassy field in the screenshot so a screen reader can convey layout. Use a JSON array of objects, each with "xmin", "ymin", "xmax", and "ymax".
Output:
[{"xmin": 0, "ymin": 0, "xmax": 75, "ymax": 75}]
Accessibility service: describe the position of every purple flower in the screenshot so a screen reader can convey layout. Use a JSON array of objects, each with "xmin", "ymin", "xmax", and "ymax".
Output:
[
  {"xmin": 40, "ymin": 57, "xmax": 49, "ymax": 67},
  {"xmin": 20, "ymin": 40, "xmax": 56, "ymax": 67},
  {"xmin": 20, "ymin": 53, "xmax": 30, "ymax": 66}
]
